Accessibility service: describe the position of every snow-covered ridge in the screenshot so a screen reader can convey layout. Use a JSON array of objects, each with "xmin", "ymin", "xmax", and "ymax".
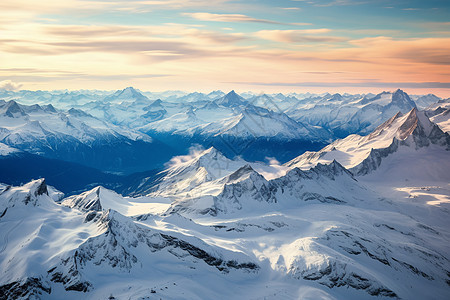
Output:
[
  {"xmin": 2, "ymin": 163, "xmax": 449, "ymax": 299},
  {"xmin": 0, "ymin": 180, "xmax": 260, "ymax": 299},
  {"xmin": 4, "ymin": 87, "xmax": 438, "ymax": 145},
  {"xmin": 164, "ymin": 158, "xmax": 361, "ymax": 216},
  {"xmin": 0, "ymin": 100, "xmax": 151, "ymax": 147},
  {"xmin": 286, "ymin": 108, "xmax": 450, "ymax": 174}
]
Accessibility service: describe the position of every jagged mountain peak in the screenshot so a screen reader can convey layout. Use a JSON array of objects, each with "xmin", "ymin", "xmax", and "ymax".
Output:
[
  {"xmin": 286, "ymin": 107, "xmax": 449, "ymax": 174},
  {"xmin": 326, "ymin": 93, "xmax": 343, "ymax": 101},
  {"xmin": 226, "ymin": 164, "xmax": 260, "ymax": 183},
  {"xmin": 358, "ymin": 89, "xmax": 415, "ymax": 111},
  {"xmin": 68, "ymin": 107, "xmax": 92, "ymax": 118},
  {"xmin": 207, "ymin": 90, "xmax": 225, "ymax": 99},
  {"xmin": 285, "ymin": 159, "xmax": 353, "ymax": 182},
  {"xmin": 397, "ymin": 107, "xmax": 420, "ymax": 139},
  {"xmin": 62, "ymin": 186, "xmax": 103, "ymax": 212},
  {"xmin": 214, "ymin": 90, "xmax": 245, "ymax": 107},
  {"xmin": 149, "ymin": 98, "xmax": 163, "ymax": 107},
  {"xmin": 20, "ymin": 178, "xmax": 49, "ymax": 198},
  {"xmin": 61, "ymin": 186, "xmax": 126, "ymax": 213},
  {"xmin": 390, "ymin": 89, "xmax": 416, "ymax": 109},
  {"xmin": 312, "ymin": 159, "xmax": 353, "ymax": 178},
  {"xmin": 105, "ymin": 86, "xmax": 149, "ymax": 102},
  {"xmin": 168, "ymin": 147, "xmax": 230, "ymax": 174},
  {"xmin": 368, "ymin": 107, "xmax": 441, "ymax": 142},
  {"xmin": 43, "ymin": 103, "xmax": 57, "ymax": 113},
  {"xmin": 0, "ymin": 178, "xmax": 50, "ymax": 210},
  {"xmin": 3, "ymin": 100, "xmax": 27, "ymax": 118}
]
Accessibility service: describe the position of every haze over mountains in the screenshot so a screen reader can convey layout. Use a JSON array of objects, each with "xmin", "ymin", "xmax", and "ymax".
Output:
[{"xmin": 0, "ymin": 87, "xmax": 449, "ymax": 299}]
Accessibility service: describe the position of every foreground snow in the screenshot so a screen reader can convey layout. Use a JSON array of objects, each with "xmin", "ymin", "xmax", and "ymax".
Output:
[{"xmin": 1, "ymin": 174, "xmax": 449, "ymax": 299}]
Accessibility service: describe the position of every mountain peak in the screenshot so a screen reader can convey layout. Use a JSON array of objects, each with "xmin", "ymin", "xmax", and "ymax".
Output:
[
  {"xmin": 61, "ymin": 186, "xmax": 104, "ymax": 212},
  {"xmin": 68, "ymin": 107, "xmax": 92, "ymax": 118},
  {"xmin": 0, "ymin": 179, "xmax": 50, "ymax": 209},
  {"xmin": 368, "ymin": 108, "xmax": 423, "ymax": 141},
  {"xmin": 214, "ymin": 90, "xmax": 245, "ymax": 107},
  {"xmin": 226, "ymin": 164, "xmax": 256, "ymax": 183},
  {"xmin": 390, "ymin": 89, "xmax": 416, "ymax": 109},
  {"xmin": 105, "ymin": 86, "xmax": 148, "ymax": 102},
  {"xmin": 3, "ymin": 100, "xmax": 27, "ymax": 118}
]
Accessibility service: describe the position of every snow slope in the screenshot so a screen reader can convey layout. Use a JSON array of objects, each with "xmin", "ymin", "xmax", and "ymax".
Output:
[
  {"xmin": 286, "ymin": 108, "xmax": 450, "ymax": 174},
  {"xmin": 2, "ymin": 162, "xmax": 449, "ymax": 299}
]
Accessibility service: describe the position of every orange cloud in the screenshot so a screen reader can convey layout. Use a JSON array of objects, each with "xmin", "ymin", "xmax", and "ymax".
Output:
[
  {"xmin": 254, "ymin": 29, "xmax": 345, "ymax": 43},
  {"xmin": 1, "ymin": 18, "xmax": 449, "ymax": 96}
]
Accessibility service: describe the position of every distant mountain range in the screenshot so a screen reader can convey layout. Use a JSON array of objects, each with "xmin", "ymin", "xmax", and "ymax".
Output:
[{"xmin": 0, "ymin": 87, "xmax": 448, "ymax": 195}]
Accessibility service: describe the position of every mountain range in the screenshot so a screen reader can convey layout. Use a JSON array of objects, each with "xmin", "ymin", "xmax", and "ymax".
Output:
[
  {"xmin": 1, "ymin": 87, "xmax": 446, "ymax": 178},
  {"xmin": 0, "ymin": 87, "xmax": 449, "ymax": 299},
  {"xmin": 1, "ymin": 100, "xmax": 449, "ymax": 299}
]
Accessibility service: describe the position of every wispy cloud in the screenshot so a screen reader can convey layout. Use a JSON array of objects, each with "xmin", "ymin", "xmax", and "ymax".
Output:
[
  {"xmin": 349, "ymin": 36, "xmax": 450, "ymax": 65},
  {"xmin": 255, "ymin": 29, "xmax": 346, "ymax": 43},
  {"xmin": 308, "ymin": 0, "xmax": 368, "ymax": 7},
  {"xmin": 0, "ymin": 0, "xmax": 449, "ymax": 95},
  {"xmin": 0, "ymin": 80, "xmax": 23, "ymax": 91},
  {"xmin": 227, "ymin": 81, "xmax": 450, "ymax": 89},
  {"xmin": 182, "ymin": 12, "xmax": 283, "ymax": 24}
]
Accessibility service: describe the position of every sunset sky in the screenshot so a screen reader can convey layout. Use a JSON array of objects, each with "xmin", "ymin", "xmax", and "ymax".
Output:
[{"xmin": 1, "ymin": 0, "xmax": 450, "ymax": 96}]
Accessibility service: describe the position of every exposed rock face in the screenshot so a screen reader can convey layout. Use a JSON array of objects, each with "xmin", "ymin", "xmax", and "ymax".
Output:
[
  {"xmin": 0, "ymin": 277, "xmax": 51, "ymax": 300},
  {"xmin": 61, "ymin": 186, "xmax": 104, "ymax": 212},
  {"xmin": 351, "ymin": 108, "xmax": 450, "ymax": 175},
  {"xmin": 47, "ymin": 209, "xmax": 259, "ymax": 292},
  {"xmin": 286, "ymin": 108, "xmax": 450, "ymax": 176},
  {"xmin": 167, "ymin": 160, "xmax": 357, "ymax": 216},
  {"xmin": 0, "ymin": 179, "xmax": 48, "ymax": 211}
]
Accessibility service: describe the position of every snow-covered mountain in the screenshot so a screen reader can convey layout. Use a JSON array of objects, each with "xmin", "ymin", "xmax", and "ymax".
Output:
[
  {"xmin": 0, "ymin": 142, "xmax": 20, "ymax": 156},
  {"xmin": 285, "ymin": 89, "xmax": 432, "ymax": 138},
  {"xmin": 0, "ymin": 99, "xmax": 178, "ymax": 173},
  {"xmin": 127, "ymin": 147, "xmax": 290, "ymax": 197},
  {"xmin": 0, "ymin": 179, "xmax": 258, "ymax": 299},
  {"xmin": 0, "ymin": 99, "xmax": 150, "ymax": 145},
  {"xmin": 286, "ymin": 107, "xmax": 450, "ymax": 176},
  {"xmin": 0, "ymin": 89, "xmax": 108, "ymax": 109},
  {"xmin": 2, "ymin": 132, "xmax": 449, "ymax": 299},
  {"xmin": 2, "ymin": 87, "xmax": 441, "ymax": 166},
  {"xmin": 411, "ymin": 93, "xmax": 442, "ymax": 110},
  {"xmin": 103, "ymin": 86, "xmax": 149, "ymax": 104},
  {"xmin": 139, "ymin": 91, "xmax": 331, "ymax": 142},
  {"xmin": 425, "ymin": 98, "xmax": 450, "ymax": 133}
]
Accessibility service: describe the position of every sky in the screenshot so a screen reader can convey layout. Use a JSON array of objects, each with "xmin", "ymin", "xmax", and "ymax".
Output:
[{"xmin": 1, "ymin": 0, "xmax": 450, "ymax": 96}]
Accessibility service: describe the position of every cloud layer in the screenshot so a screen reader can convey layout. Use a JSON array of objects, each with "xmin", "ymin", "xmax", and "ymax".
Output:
[{"xmin": 0, "ymin": 0, "xmax": 449, "ymax": 95}]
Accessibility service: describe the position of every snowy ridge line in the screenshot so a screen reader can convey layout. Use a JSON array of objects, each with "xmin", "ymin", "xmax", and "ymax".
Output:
[{"xmin": 286, "ymin": 107, "xmax": 450, "ymax": 175}]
